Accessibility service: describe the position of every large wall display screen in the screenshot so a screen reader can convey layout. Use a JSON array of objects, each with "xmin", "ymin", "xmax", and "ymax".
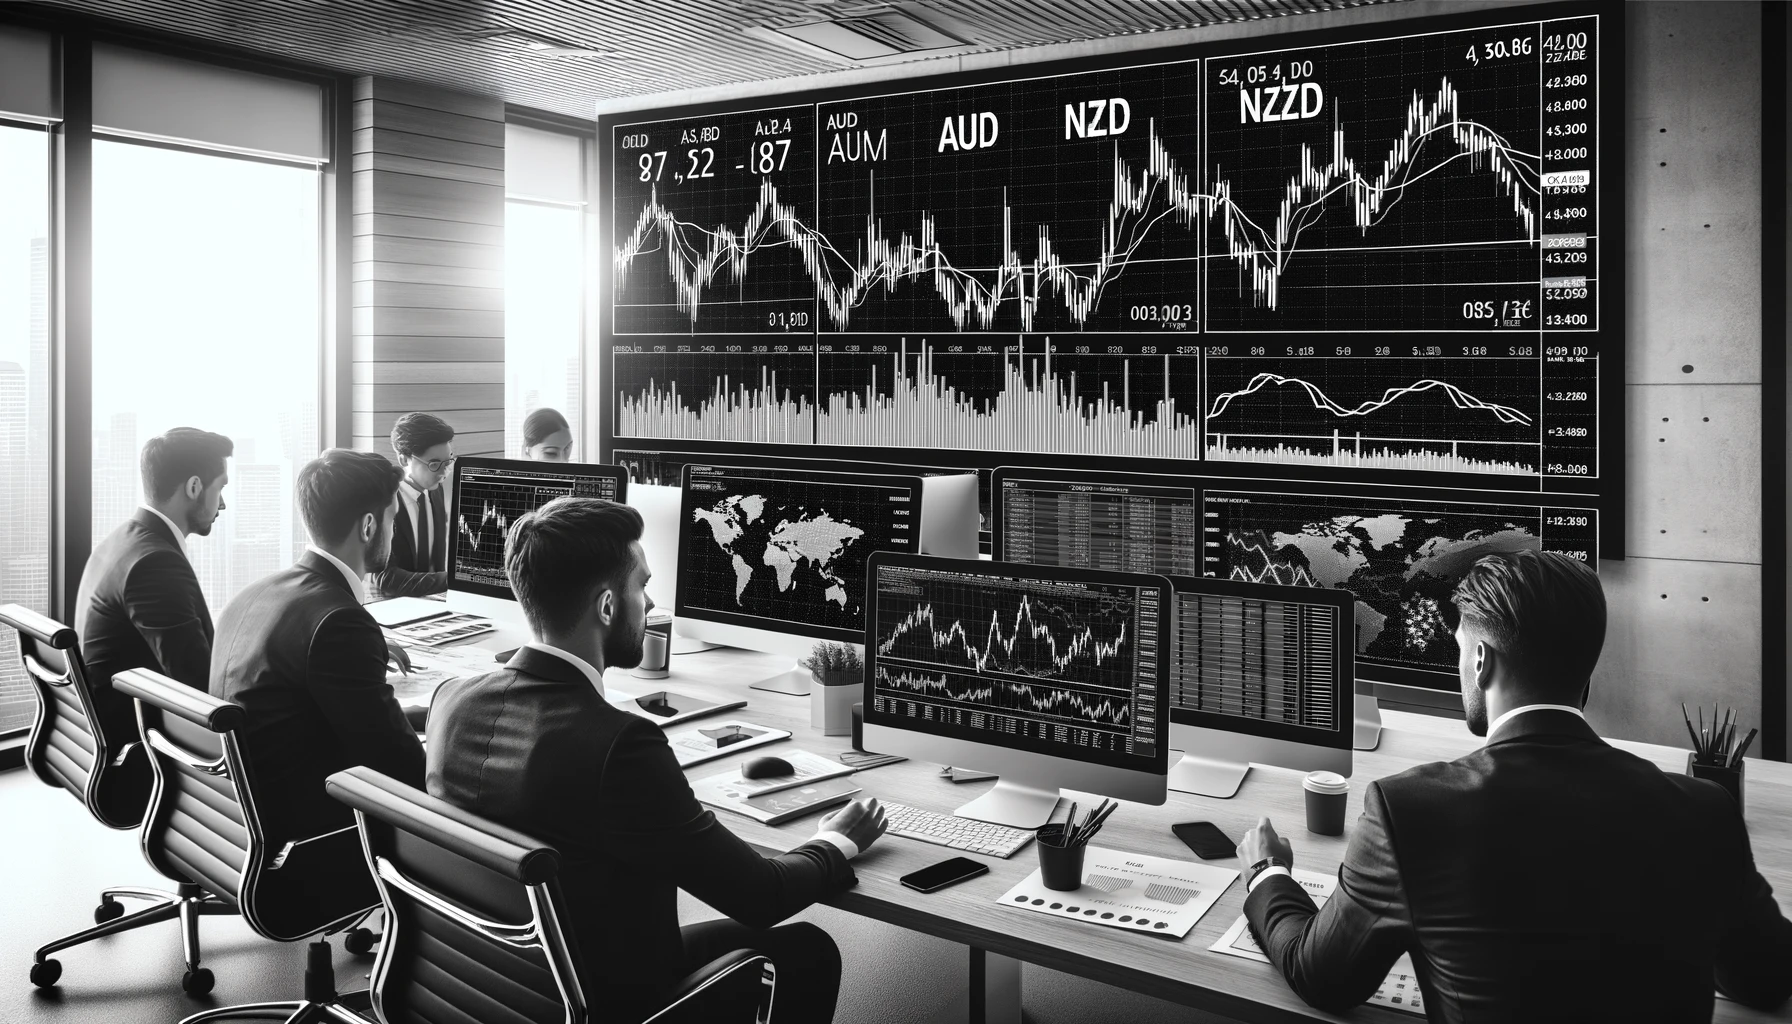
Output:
[{"xmin": 599, "ymin": 2, "xmax": 1621, "ymax": 549}]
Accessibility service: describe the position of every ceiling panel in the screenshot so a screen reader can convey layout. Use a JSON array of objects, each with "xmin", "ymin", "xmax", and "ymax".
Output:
[{"xmin": 22, "ymin": 0, "xmax": 1401, "ymax": 120}]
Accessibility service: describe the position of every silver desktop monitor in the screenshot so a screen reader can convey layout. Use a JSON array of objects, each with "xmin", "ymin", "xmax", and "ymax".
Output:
[
  {"xmin": 675, "ymin": 463, "xmax": 976, "ymax": 693},
  {"xmin": 1165, "ymin": 574, "xmax": 1353, "ymax": 798},
  {"xmin": 446, "ymin": 457, "xmax": 628, "ymax": 617},
  {"xmin": 992, "ymin": 464, "xmax": 1385, "ymax": 750},
  {"xmin": 862, "ymin": 552, "xmax": 1171, "ymax": 828}
]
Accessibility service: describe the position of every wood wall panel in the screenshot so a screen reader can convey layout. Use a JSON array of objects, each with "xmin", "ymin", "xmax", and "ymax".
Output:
[
  {"xmin": 352, "ymin": 261, "xmax": 503, "ymax": 289},
  {"xmin": 352, "ymin": 76, "xmax": 504, "ymax": 460},
  {"xmin": 351, "ymin": 151, "xmax": 505, "ymax": 188},
  {"xmin": 351, "ymin": 127, "xmax": 504, "ymax": 170}
]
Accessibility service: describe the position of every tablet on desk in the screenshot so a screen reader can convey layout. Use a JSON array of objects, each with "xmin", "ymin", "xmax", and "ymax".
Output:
[{"xmin": 617, "ymin": 690, "xmax": 747, "ymax": 727}]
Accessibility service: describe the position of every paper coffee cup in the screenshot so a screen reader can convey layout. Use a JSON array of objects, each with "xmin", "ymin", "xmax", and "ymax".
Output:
[{"xmin": 1303, "ymin": 770, "xmax": 1349, "ymax": 836}]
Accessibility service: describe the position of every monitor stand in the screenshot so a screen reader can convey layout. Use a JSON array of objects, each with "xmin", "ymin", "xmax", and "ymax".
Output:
[
  {"xmin": 1354, "ymin": 692, "xmax": 1383, "ymax": 751},
  {"xmin": 671, "ymin": 636, "xmax": 723, "ymax": 655},
  {"xmin": 1167, "ymin": 752, "xmax": 1251, "ymax": 798},
  {"xmin": 748, "ymin": 659, "xmax": 812, "ymax": 696},
  {"xmin": 953, "ymin": 779, "xmax": 1063, "ymax": 829}
]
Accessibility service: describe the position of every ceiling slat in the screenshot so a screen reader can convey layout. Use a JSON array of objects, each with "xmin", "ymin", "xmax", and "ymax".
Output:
[{"xmin": 29, "ymin": 0, "xmax": 1400, "ymax": 119}]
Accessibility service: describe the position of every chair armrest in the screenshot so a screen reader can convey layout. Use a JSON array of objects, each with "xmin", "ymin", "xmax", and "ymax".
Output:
[
  {"xmin": 113, "ymin": 668, "xmax": 245, "ymax": 733},
  {"xmin": 643, "ymin": 949, "xmax": 771, "ymax": 1024},
  {"xmin": 326, "ymin": 767, "xmax": 560, "ymax": 885},
  {"xmin": 270, "ymin": 825, "xmax": 364, "ymax": 873},
  {"xmin": 0, "ymin": 603, "xmax": 76, "ymax": 648}
]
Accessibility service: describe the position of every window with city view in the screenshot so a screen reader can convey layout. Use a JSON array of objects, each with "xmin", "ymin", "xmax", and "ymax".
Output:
[
  {"xmin": 91, "ymin": 140, "xmax": 321, "ymax": 615},
  {"xmin": 0, "ymin": 124, "xmax": 50, "ymax": 736},
  {"xmin": 504, "ymin": 200, "xmax": 585, "ymax": 457}
]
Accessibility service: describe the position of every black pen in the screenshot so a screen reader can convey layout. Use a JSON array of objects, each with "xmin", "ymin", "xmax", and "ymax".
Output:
[
  {"xmin": 1730, "ymin": 728, "xmax": 1758, "ymax": 768},
  {"xmin": 1681, "ymin": 703, "xmax": 1702, "ymax": 755}
]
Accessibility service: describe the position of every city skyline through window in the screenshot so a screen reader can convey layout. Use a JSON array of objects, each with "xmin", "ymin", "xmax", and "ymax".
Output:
[
  {"xmin": 91, "ymin": 140, "xmax": 321, "ymax": 616},
  {"xmin": 504, "ymin": 200, "xmax": 584, "ymax": 457},
  {"xmin": 0, "ymin": 124, "xmax": 50, "ymax": 734}
]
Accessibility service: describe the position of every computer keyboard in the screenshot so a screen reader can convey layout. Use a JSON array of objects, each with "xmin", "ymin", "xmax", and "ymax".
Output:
[{"xmin": 881, "ymin": 802, "xmax": 1035, "ymax": 859}]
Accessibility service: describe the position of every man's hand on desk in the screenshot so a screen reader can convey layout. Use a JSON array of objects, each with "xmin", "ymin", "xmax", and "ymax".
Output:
[
  {"xmin": 1239, "ymin": 816, "xmax": 1295, "ymax": 886},
  {"xmin": 817, "ymin": 798, "xmax": 888, "ymax": 857},
  {"xmin": 385, "ymin": 639, "xmax": 413, "ymax": 676}
]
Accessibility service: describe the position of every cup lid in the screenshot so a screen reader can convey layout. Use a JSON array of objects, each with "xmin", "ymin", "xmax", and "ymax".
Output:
[{"xmin": 1303, "ymin": 770, "xmax": 1349, "ymax": 794}]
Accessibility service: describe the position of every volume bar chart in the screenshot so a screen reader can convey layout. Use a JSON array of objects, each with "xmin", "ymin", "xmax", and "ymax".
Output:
[
  {"xmin": 818, "ymin": 339, "xmax": 1200, "ymax": 458},
  {"xmin": 613, "ymin": 347, "xmax": 815, "ymax": 443}
]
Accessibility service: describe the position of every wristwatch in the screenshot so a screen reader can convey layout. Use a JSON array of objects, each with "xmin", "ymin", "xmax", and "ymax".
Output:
[{"xmin": 1245, "ymin": 856, "xmax": 1292, "ymax": 887}]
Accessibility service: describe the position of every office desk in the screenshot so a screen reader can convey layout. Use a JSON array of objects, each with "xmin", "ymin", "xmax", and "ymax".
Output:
[{"xmin": 593, "ymin": 646, "xmax": 1792, "ymax": 1024}]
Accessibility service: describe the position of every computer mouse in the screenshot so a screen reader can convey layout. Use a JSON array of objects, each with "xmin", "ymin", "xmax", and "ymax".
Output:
[{"xmin": 741, "ymin": 755, "xmax": 795, "ymax": 780}]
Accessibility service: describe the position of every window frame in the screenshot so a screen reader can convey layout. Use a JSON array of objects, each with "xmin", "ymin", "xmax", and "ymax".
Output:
[
  {"xmin": 0, "ymin": 7, "xmax": 352, "ymax": 752},
  {"xmin": 504, "ymin": 106, "xmax": 596, "ymax": 464}
]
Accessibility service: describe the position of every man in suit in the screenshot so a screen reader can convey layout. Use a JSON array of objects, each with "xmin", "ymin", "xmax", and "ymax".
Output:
[
  {"xmin": 427, "ymin": 497, "xmax": 886, "ymax": 1024},
  {"xmin": 1239, "ymin": 550, "xmax": 1792, "ymax": 1022},
  {"xmin": 76, "ymin": 427, "xmax": 231, "ymax": 779},
  {"xmin": 367, "ymin": 412, "xmax": 454, "ymax": 599},
  {"xmin": 212, "ymin": 448, "xmax": 424, "ymax": 853}
]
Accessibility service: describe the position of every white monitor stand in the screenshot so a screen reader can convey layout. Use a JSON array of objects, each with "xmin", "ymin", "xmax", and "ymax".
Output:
[
  {"xmin": 1354, "ymin": 692, "xmax": 1384, "ymax": 750},
  {"xmin": 1167, "ymin": 754, "xmax": 1252, "ymax": 799},
  {"xmin": 953, "ymin": 776, "xmax": 1064, "ymax": 829},
  {"xmin": 1166, "ymin": 725, "xmax": 1352, "ymax": 799},
  {"xmin": 674, "ymin": 617, "xmax": 819, "ymax": 695},
  {"xmin": 748, "ymin": 661, "xmax": 812, "ymax": 696}
]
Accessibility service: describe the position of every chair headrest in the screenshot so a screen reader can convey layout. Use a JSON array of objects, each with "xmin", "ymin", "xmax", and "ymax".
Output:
[
  {"xmin": 112, "ymin": 669, "xmax": 245, "ymax": 734},
  {"xmin": 326, "ymin": 767, "xmax": 561, "ymax": 886}
]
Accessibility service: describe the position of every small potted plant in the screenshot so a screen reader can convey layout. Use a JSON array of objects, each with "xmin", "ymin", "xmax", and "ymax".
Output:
[{"xmin": 809, "ymin": 641, "xmax": 863, "ymax": 736}]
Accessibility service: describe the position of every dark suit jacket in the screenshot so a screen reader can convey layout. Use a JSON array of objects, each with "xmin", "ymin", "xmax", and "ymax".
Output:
[
  {"xmin": 426, "ymin": 645, "xmax": 856, "ymax": 1016},
  {"xmin": 1245, "ymin": 709, "xmax": 1792, "ymax": 1023},
  {"xmin": 368, "ymin": 486, "xmax": 447, "ymax": 599},
  {"xmin": 211, "ymin": 551, "xmax": 424, "ymax": 848},
  {"xmin": 75, "ymin": 508, "xmax": 214, "ymax": 741}
]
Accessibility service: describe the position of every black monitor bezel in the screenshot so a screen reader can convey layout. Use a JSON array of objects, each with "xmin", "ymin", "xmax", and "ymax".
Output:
[
  {"xmin": 863, "ymin": 550, "xmax": 1173, "ymax": 776},
  {"xmin": 447, "ymin": 457, "xmax": 629, "ymax": 600},
  {"xmin": 1164, "ymin": 573, "xmax": 1355, "ymax": 750},
  {"xmin": 675, "ymin": 462, "xmax": 928, "ymax": 645}
]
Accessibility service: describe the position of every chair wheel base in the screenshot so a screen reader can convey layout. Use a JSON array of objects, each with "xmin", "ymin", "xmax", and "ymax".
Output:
[
  {"xmin": 30, "ymin": 959, "xmax": 62, "ymax": 988},
  {"xmin": 343, "ymin": 927, "xmax": 376, "ymax": 957},
  {"xmin": 182, "ymin": 967, "xmax": 215, "ymax": 996},
  {"xmin": 94, "ymin": 898, "xmax": 125, "ymax": 924}
]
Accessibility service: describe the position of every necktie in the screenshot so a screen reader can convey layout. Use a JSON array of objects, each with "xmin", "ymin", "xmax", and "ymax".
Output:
[{"xmin": 415, "ymin": 492, "xmax": 432, "ymax": 570}]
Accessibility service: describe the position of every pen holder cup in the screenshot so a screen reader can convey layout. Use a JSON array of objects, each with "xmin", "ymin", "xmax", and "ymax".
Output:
[
  {"xmin": 1036, "ymin": 827, "xmax": 1086, "ymax": 892},
  {"xmin": 1687, "ymin": 752, "xmax": 1745, "ymax": 815}
]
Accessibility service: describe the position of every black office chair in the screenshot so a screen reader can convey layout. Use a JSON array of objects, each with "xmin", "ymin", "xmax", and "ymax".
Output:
[
  {"xmin": 2, "ymin": 603, "xmax": 233, "ymax": 993},
  {"xmin": 325, "ymin": 766, "xmax": 775, "ymax": 1024},
  {"xmin": 112, "ymin": 668, "xmax": 379, "ymax": 1020}
]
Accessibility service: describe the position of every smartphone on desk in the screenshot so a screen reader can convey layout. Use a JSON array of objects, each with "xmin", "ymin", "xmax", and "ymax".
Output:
[
  {"xmin": 900, "ymin": 856, "xmax": 989, "ymax": 894},
  {"xmin": 1171, "ymin": 821, "xmax": 1238, "ymax": 860}
]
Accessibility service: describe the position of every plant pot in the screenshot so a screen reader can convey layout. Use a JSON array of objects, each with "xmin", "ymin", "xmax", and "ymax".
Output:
[{"xmin": 811, "ymin": 668, "xmax": 859, "ymax": 735}]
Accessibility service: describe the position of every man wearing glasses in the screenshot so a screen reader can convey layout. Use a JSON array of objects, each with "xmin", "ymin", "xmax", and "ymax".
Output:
[{"xmin": 369, "ymin": 411, "xmax": 456, "ymax": 599}]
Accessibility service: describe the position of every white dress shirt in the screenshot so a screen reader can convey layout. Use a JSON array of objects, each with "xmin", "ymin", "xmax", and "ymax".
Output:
[
  {"xmin": 305, "ymin": 544, "xmax": 368, "ymax": 605},
  {"xmin": 517, "ymin": 640, "xmax": 861, "ymax": 860},
  {"xmin": 138, "ymin": 504, "xmax": 187, "ymax": 555},
  {"xmin": 1248, "ymin": 703, "xmax": 1595, "ymax": 893},
  {"xmin": 1485, "ymin": 703, "xmax": 1588, "ymax": 743}
]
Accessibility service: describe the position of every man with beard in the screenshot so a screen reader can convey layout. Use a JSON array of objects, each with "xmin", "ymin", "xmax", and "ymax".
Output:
[
  {"xmin": 1236, "ymin": 550, "xmax": 1792, "ymax": 1022},
  {"xmin": 211, "ymin": 448, "xmax": 424, "ymax": 856},
  {"xmin": 78, "ymin": 428, "xmax": 232, "ymax": 749},
  {"xmin": 427, "ymin": 497, "xmax": 886, "ymax": 1024}
]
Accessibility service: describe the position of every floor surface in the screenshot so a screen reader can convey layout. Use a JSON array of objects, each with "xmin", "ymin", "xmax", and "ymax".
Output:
[{"xmin": 1, "ymin": 768, "xmax": 1238, "ymax": 1023}]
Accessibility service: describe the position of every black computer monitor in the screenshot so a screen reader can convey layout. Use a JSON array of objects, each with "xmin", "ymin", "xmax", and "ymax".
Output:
[
  {"xmin": 1164, "ymin": 574, "xmax": 1353, "ymax": 797},
  {"xmin": 674, "ymin": 463, "xmax": 929, "ymax": 656},
  {"xmin": 447, "ymin": 457, "xmax": 628, "ymax": 600},
  {"xmin": 993, "ymin": 466, "xmax": 1200, "ymax": 577},
  {"xmin": 861, "ymin": 552, "xmax": 1171, "ymax": 828},
  {"xmin": 993, "ymin": 467, "xmax": 1601, "ymax": 719}
]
